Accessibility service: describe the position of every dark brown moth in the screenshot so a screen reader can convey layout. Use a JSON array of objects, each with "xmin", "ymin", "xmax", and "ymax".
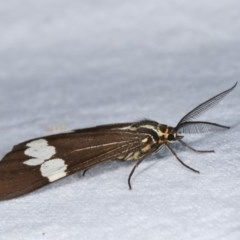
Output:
[{"xmin": 0, "ymin": 83, "xmax": 237, "ymax": 200}]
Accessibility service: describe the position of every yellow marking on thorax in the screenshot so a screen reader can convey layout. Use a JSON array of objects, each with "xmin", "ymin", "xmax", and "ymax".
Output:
[
  {"xmin": 125, "ymin": 152, "xmax": 134, "ymax": 160},
  {"xmin": 163, "ymin": 128, "xmax": 169, "ymax": 139},
  {"xmin": 119, "ymin": 126, "xmax": 137, "ymax": 131},
  {"xmin": 157, "ymin": 127, "xmax": 169, "ymax": 138},
  {"xmin": 141, "ymin": 144, "xmax": 151, "ymax": 153},
  {"xmin": 123, "ymin": 151, "xmax": 141, "ymax": 161},
  {"xmin": 133, "ymin": 151, "xmax": 141, "ymax": 159},
  {"xmin": 142, "ymin": 137, "xmax": 149, "ymax": 143},
  {"xmin": 140, "ymin": 124, "xmax": 158, "ymax": 131},
  {"xmin": 117, "ymin": 155, "xmax": 125, "ymax": 160}
]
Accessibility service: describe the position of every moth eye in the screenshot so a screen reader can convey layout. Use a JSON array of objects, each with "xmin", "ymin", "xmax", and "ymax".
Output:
[{"xmin": 168, "ymin": 134, "xmax": 174, "ymax": 141}]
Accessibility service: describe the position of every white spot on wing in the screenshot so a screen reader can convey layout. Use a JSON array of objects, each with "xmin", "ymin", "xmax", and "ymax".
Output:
[
  {"xmin": 40, "ymin": 158, "xmax": 67, "ymax": 182},
  {"xmin": 24, "ymin": 158, "xmax": 45, "ymax": 166},
  {"xmin": 23, "ymin": 139, "xmax": 68, "ymax": 182},
  {"xmin": 26, "ymin": 139, "xmax": 48, "ymax": 148},
  {"xmin": 24, "ymin": 139, "xmax": 56, "ymax": 165}
]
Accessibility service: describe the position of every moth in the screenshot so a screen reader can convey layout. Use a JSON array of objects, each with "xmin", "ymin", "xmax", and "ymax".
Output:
[{"xmin": 0, "ymin": 83, "xmax": 237, "ymax": 200}]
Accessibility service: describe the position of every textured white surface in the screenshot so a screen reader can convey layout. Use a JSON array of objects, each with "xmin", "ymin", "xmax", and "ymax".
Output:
[{"xmin": 0, "ymin": 1, "xmax": 240, "ymax": 240}]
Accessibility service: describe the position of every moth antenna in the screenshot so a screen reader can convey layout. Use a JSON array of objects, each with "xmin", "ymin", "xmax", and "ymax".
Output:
[
  {"xmin": 176, "ymin": 121, "xmax": 230, "ymax": 134},
  {"xmin": 176, "ymin": 82, "xmax": 237, "ymax": 130}
]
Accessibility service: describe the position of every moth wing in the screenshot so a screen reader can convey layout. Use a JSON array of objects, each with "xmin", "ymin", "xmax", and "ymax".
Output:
[{"xmin": 0, "ymin": 129, "xmax": 144, "ymax": 200}]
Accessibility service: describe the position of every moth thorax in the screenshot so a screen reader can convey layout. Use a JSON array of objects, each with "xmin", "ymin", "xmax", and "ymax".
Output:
[{"xmin": 157, "ymin": 124, "xmax": 177, "ymax": 142}]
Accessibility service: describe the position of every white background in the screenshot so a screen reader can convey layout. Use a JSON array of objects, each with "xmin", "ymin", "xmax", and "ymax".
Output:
[{"xmin": 0, "ymin": 1, "xmax": 240, "ymax": 239}]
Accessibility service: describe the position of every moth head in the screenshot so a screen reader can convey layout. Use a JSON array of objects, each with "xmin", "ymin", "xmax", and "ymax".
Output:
[{"xmin": 157, "ymin": 124, "xmax": 183, "ymax": 143}]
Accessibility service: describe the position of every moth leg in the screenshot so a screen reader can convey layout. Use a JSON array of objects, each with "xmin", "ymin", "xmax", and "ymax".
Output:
[
  {"xmin": 128, "ymin": 158, "xmax": 145, "ymax": 190},
  {"xmin": 82, "ymin": 168, "xmax": 89, "ymax": 176},
  {"xmin": 178, "ymin": 139, "xmax": 214, "ymax": 153},
  {"xmin": 166, "ymin": 144, "xmax": 200, "ymax": 174}
]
